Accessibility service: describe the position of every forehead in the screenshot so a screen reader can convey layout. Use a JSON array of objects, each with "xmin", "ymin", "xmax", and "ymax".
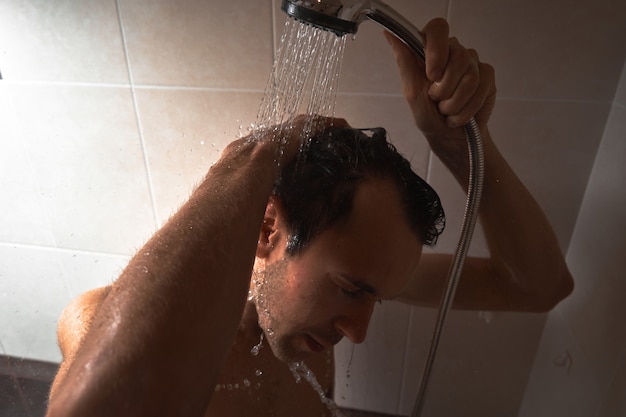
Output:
[{"xmin": 309, "ymin": 178, "xmax": 423, "ymax": 297}]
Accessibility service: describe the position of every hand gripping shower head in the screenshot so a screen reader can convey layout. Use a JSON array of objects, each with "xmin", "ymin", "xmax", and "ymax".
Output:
[{"xmin": 280, "ymin": 2, "xmax": 486, "ymax": 417}]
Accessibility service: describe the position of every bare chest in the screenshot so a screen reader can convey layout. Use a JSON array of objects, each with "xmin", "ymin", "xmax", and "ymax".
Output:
[{"xmin": 205, "ymin": 347, "xmax": 335, "ymax": 417}]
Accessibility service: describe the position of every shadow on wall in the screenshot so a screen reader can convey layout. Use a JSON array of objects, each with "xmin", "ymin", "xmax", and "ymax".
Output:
[{"xmin": 0, "ymin": 355, "xmax": 401, "ymax": 417}]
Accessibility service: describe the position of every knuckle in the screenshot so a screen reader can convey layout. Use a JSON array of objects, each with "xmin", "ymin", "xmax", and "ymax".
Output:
[
  {"xmin": 481, "ymin": 62, "xmax": 495, "ymax": 78},
  {"xmin": 465, "ymin": 70, "xmax": 480, "ymax": 88},
  {"xmin": 425, "ymin": 17, "xmax": 449, "ymax": 33}
]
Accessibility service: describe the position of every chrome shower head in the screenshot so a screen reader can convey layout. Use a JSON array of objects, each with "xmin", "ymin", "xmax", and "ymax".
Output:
[
  {"xmin": 280, "ymin": 0, "xmax": 425, "ymax": 60},
  {"xmin": 281, "ymin": 0, "xmax": 359, "ymax": 36}
]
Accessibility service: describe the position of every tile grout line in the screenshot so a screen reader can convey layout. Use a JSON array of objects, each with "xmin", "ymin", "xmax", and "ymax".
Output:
[
  {"xmin": 115, "ymin": 0, "xmax": 160, "ymax": 230},
  {"xmin": 0, "ymin": 79, "xmax": 614, "ymax": 105},
  {"xmin": 0, "ymin": 241, "xmax": 132, "ymax": 260},
  {"xmin": 397, "ymin": 305, "xmax": 416, "ymax": 415},
  {"xmin": 271, "ymin": 0, "xmax": 278, "ymax": 63}
]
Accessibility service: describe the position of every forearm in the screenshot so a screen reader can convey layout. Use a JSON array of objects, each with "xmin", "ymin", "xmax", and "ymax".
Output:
[
  {"xmin": 434, "ymin": 128, "xmax": 573, "ymax": 309},
  {"xmin": 47, "ymin": 139, "xmax": 280, "ymax": 416}
]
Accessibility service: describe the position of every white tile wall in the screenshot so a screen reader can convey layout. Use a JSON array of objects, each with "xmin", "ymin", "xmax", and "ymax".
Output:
[
  {"xmin": 0, "ymin": 245, "xmax": 70, "ymax": 362},
  {"xmin": 1, "ymin": 0, "xmax": 625, "ymax": 414},
  {"xmin": 521, "ymin": 64, "xmax": 626, "ymax": 417},
  {"xmin": 0, "ymin": 0, "xmax": 129, "ymax": 83},
  {"xmin": 519, "ymin": 311, "xmax": 604, "ymax": 417},
  {"xmin": 119, "ymin": 0, "xmax": 274, "ymax": 89}
]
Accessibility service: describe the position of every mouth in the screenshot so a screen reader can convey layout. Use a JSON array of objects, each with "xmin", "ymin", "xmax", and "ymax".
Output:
[
  {"xmin": 304, "ymin": 334, "xmax": 342, "ymax": 353},
  {"xmin": 305, "ymin": 334, "xmax": 328, "ymax": 353}
]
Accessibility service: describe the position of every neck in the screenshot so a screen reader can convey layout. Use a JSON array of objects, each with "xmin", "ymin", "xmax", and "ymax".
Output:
[{"xmin": 233, "ymin": 301, "xmax": 264, "ymax": 352}]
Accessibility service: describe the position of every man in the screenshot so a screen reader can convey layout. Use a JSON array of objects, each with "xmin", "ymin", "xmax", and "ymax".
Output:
[{"xmin": 46, "ymin": 18, "xmax": 573, "ymax": 417}]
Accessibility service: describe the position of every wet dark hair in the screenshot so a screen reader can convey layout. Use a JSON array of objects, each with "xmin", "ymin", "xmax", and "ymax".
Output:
[{"xmin": 272, "ymin": 126, "xmax": 445, "ymax": 255}]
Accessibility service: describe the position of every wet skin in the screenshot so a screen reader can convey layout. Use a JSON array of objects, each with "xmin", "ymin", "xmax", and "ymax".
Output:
[{"xmin": 204, "ymin": 177, "xmax": 423, "ymax": 417}]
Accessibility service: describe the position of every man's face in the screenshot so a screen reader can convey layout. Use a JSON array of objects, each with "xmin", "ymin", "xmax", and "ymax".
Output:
[{"xmin": 252, "ymin": 178, "xmax": 423, "ymax": 362}]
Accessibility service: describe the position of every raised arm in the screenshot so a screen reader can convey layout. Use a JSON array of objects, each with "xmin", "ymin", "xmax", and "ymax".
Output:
[
  {"xmin": 46, "ymin": 117, "xmax": 341, "ymax": 417},
  {"xmin": 386, "ymin": 19, "xmax": 573, "ymax": 312}
]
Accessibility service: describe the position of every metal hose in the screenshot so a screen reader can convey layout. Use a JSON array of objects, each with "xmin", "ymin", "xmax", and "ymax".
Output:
[{"xmin": 280, "ymin": 2, "xmax": 486, "ymax": 415}]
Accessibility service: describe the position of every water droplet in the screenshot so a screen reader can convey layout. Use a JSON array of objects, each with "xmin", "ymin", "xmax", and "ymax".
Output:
[
  {"xmin": 251, "ymin": 333, "xmax": 264, "ymax": 356},
  {"xmin": 255, "ymin": 369, "xmax": 263, "ymax": 377}
]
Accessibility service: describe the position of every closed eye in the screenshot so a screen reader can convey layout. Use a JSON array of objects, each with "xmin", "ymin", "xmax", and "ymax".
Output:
[
  {"xmin": 339, "ymin": 287, "xmax": 363, "ymax": 299},
  {"xmin": 332, "ymin": 274, "xmax": 382, "ymax": 303}
]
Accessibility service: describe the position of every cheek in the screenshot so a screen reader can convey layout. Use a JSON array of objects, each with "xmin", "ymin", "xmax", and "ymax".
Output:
[
  {"xmin": 286, "ymin": 271, "xmax": 319, "ymax": 310},
  {"xmin": 284, "ymin": 270, "xmax": 337, "ymax": 322}
]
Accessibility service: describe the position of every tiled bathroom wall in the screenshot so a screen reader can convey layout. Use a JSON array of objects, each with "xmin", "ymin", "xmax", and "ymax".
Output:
[
  {"xmin": 520, "ymin": 60, "xmax": 626, "ymax": 417},
  {"xmin": 1, "ymin": 0, "xmax": 625, "ymax": 416}
]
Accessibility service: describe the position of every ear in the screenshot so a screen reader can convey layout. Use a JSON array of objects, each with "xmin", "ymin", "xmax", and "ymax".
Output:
[{"xmin": 256, "ymin": 196, "xmax": 287, "ymax": 259}]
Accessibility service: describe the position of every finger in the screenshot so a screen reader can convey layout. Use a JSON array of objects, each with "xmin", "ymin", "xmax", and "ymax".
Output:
[
  {"xmin": 421, "ymin": 17, "xmax": 450, "ymax": 82},
  {"xmin": 437, "ymin": 51, "xmax": 480, "ymax": 116},
  {"xmin": 331, "ymin": 117, "xmax": 350, "ymax": 128},
  {"xmin": 446, "ymin": 62, "xmax": 496, "ymax": 128},
  {"xmin": 384, "ymin": 30, "xmax": 429, "ymax": 104},
  {"xmin": 384, "ymin": 30, "xmax": 424, "ymax": 73},
  {"xmin": 428, "ymin": 38, "xmax": 472, "ymax": 102}
]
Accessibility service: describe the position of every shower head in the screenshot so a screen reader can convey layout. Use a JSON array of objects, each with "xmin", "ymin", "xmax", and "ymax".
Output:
[
  {"xmin": 280, "ymin": 0, "xmax": 425, "ymax": 60},
  {"xmin": 281, "ymin": 0, "xmax": 359, "ymax": 36}
]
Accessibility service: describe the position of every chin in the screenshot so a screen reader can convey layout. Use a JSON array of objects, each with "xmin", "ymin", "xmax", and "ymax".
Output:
[
  {"xmin": 269, "ymin": 344, "xmax": 307, "ymax": 363},
  {"xmin": 266, "ymin": 334, "xmax": 310, "ymax": 363}
]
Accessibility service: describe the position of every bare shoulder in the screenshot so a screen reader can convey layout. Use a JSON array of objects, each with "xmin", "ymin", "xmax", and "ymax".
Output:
[
  {"xmin": 50, "ymin": 286, "xmax": 112, "ymax": 400},
  {"xmin": 57, "ymin": 286, "xmax": 111, "ymax": 358}
]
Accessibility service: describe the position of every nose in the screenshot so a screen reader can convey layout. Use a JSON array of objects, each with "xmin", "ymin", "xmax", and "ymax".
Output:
[{"xmin": 333, "ymin": 300, "xmax": 376, "ymax": 344}]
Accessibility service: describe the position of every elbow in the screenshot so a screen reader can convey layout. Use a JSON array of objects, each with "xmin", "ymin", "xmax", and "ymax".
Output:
[{"xmin": 533, "ymin": 266, "xmax": 575, "ymax": 313}]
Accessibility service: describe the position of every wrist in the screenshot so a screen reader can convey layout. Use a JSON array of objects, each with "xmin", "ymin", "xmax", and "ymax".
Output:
[
  {"xmin": 425, "ymin": 130, "xmax": 469, "ymax": 167},
  {"xmin": 426, "ymin": 127, "xmax": 493, "ymax": 184}
]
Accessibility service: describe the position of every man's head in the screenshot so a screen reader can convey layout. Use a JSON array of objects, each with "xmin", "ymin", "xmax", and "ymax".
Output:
[
  {"xmin": 252, "ymin": 126, "xmax": 445, "ymax": 362},
  {"xmin": 273, "ymin": 126, "xmax": 444, "ymax": 255}
]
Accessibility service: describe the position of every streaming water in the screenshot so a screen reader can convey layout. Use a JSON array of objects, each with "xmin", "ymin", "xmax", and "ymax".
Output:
[
  {"xmin": 289, "ymin": 361, "xmax": 346, "ymax": 417},
  {"xmin": 249, "ymin": 18, "xmax": 347, "ymax": 164},
  {"xmin": 248, "ymin": 18, "xmax": 349, "ymax": 417},
  {"xmin": 250, "ymin": 332, "xmax": 264, "ymax": 356}
]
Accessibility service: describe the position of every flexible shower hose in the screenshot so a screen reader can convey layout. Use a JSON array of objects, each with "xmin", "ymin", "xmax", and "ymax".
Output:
[{"xmin": 367, "ymin": 9, "xmax": 487, "ymax": 417}]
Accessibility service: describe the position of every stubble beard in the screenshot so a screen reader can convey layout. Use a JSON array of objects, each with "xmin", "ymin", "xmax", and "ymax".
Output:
[{"xmin": 251, "ymin": 257, "xmax": 301, "ymax": 362}]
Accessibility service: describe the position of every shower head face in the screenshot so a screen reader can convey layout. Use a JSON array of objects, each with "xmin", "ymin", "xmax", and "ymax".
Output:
[{"xmin": 281, "ymin": 0, "xmax": 360, "ymax": 36}]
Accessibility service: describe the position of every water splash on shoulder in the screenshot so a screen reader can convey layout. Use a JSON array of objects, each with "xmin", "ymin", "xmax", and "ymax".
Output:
[{"xmin": 289, "ymin": 361, "xmax": 346, "ymax": 417}]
